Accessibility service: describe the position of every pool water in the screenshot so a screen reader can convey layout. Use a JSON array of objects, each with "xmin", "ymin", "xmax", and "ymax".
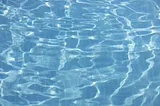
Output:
[{"xmin": 0, "ymin": 0, "xmax": 160, "ymax": 106}]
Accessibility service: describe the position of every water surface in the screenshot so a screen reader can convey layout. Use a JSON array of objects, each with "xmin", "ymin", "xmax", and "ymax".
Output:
[{"xmin": 0, "ymin": 0, "xmax": 160, "ymax": 106}]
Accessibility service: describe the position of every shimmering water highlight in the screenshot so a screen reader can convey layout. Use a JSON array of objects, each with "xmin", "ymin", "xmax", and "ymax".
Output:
[{"xmin": 0, "ymin": 0, "xmax": 160, "ymax": 106}]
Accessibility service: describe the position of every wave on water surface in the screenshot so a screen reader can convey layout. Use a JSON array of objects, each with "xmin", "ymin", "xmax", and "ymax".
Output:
[{"xmin": 0, "ymin": 0, "xmax": 160, "ymax": 106}]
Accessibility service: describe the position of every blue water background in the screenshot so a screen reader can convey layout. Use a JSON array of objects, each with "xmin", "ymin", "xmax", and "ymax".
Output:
[{"xmin": 0, "ymin": 0, "xmax": 160, "ymax": 106}]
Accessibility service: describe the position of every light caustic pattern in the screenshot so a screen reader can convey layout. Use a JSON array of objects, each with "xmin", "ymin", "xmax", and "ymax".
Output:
[{"xmin": 0, "ymin": 0, "xmax": 160, "ymax": 106}]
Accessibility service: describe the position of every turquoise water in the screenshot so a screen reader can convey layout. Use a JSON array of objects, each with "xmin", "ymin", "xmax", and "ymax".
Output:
[{"xmin": 0, "ymin": 0, "xmax": 160, "ymax": 106}]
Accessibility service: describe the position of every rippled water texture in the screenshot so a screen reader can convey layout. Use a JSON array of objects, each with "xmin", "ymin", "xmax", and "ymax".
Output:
[{"xmin": 0, "ymin": 0, "xmax": 160, "ymax": 106}]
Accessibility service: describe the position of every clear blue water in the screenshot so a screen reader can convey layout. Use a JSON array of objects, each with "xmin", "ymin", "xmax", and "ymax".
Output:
[{"xmin": 0, "ymin": 0, "xmax": 160, "ymax": 106}]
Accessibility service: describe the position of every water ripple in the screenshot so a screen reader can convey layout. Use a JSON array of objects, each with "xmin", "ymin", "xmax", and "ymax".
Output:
[{"xmin": 0, "ymin": 0, "xmax": 160, "ymax": 106}]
